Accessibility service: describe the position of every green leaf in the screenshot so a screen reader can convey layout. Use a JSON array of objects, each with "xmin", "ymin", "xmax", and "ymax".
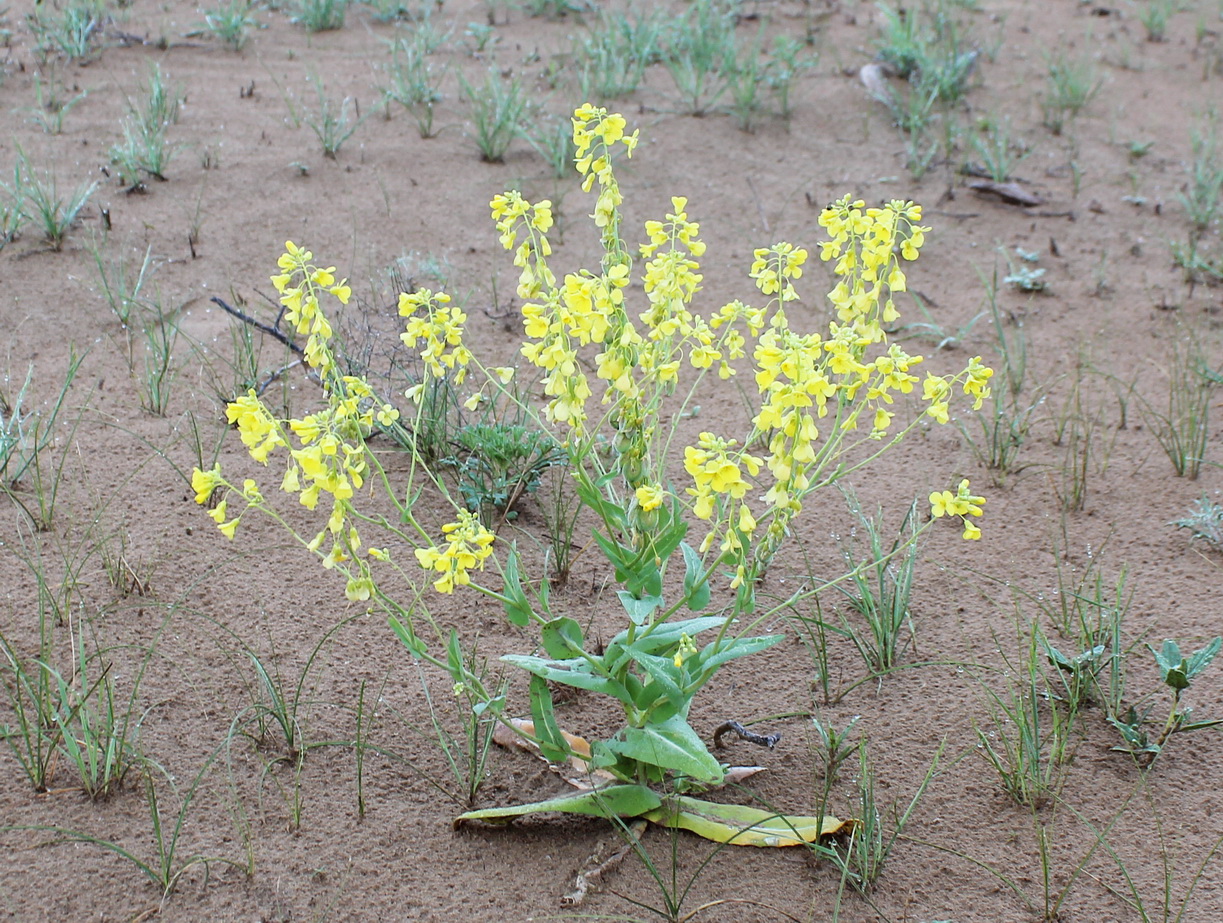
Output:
[
  {"xmin": 1152, "ymin": 639, "xmax": 1186, "ymax": 688},
  {"xmin": 605, "ymin": 714, "xmax": 723, "ymax": 783},
  {"xmin": 574, "ymin": 470, "xmax": 628, "ymax": 533},
  {"xmin": 1179, "ymin": 717, "xmax": 1223, "ymax": 733},
  {"xmin": 503, "ymin": 655, "xmax": 633, "ymax": 705},
  {"xmin": 540, "ymin": 617, "xmax": 585, "ymax": 660},
  {"xmin": 454, "ymin": 784, "xmax": 662, "ymax": 826},
  {"xmin": 696, "ymin": 634, "xmax": 784, "ymax": 674},
  {"xmin": 388, "ymin": 615, "xmax": 425, "ymax": 658},
  {"xmin": 650, "ymin": 504, "xmax": 689, "ymax": 565},
  {"xmin": 1186, "ymin": 637, "xmax": 1222, "ymax": 680},
  {"xmin": 593, "ymin": 530, "xmax": 635, "ymax": 575},
  {"xmin": 445, "ymin": 628, "xmax": 463, "ymax": 676},
  {"xmin": 610, "ymin": 616, "xmax": 726, "ymax": 653},
  {"xmin": 643, "ymin": 795, "xmax": 854, "ymax": 847},
  {"xmin": 594, "ymin": 531, "xmax": 666, "ymax": 597},
  {"xmin": 626, "ymin": 649, "xmax": 687, "ymax": 712},
  {"xmin": 528, "ymin": 674, "xmax": 568, "ymax": 763},
  {"xmin": 681, "ymin": 542, "xmax": 710, "ymax": 611},
  {"xmin": 617, "ymin": 590, "xmax": 664, "ymax": 626},
  {"xmin": 501, "ymin": 545, "xmax": 534, "ymax": 628}
]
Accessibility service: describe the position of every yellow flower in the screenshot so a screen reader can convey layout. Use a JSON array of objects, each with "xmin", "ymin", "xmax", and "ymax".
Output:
[
  {"xmin": 191, "ymin": 464, "xmax": 223, "ymax": 504},
  {"xmin": 376, "ymin": 404, "xmax": 400, "ymax": 427},
  {"xmin": 636, "ymin": 483, "xmax": 665, "ymax": 512},
  {"xmin": 672, "ymin": 632, "xmax": 698, "ymax": 668},
  {"xmin": 929, "ymin": 490, "xmax": 955, "ymax": 517},
  {"xmin": 345, "ymin": 577, "xmax": 374, "ymax": 601}
]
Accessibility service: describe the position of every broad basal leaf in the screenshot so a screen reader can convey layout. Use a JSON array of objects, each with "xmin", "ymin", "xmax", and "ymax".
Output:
[
  {"xmin": 454, "ymin": 784, "xmax": 662, "ymax": 828},
  {"xmin": 644, "ymin": 794, "xmax": 856, "ymax": 847}
]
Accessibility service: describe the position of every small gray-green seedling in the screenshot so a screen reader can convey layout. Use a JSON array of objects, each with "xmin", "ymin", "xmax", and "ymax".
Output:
[
  {"xmin": 1109, "ymin": 637, "xmax": 1222, "ymax": 764},
  {"xmin": 1172, "ymin": 494, "xmax": 1223, "ymax": 548}
]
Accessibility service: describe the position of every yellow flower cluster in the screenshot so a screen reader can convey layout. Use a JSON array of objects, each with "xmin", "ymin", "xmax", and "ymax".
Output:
[
  {"xmin": 922, "ymin": 357, "xmax": 994, "ymax": 424},
  {"xmin": 930, "ymin": 479, "xmax": 986, "ymax": 540},
  {"xmin": 491, "ymin": 191, "xmax": 610, "ymax": 429},
  {"xmin": 488, "ymin": 107, "xmax": 994, "ymax": 591},
  {"xmin": 572, "ymin": 103, "xmax": 638, "ymax": 256},
  {"xmin": 684, "ymin": 433, "xmax": 761, "ymax": 522},
  {"xmin": 681, "ymin": 201, "xmax": 992, "ymax": 564},
  {"xmin": 818, "ymin": 196, "xmax": 927, "ymax": 328},
  {"xmin": 226, "ymin": 392, "xmax": 286, "ymax": 464},
  {"xmin": 414, "ymin": 510, "xmax": 497, "ymax": 593},
  {"xmin": 270, "ymin": 241, "xmax": 352, "ymax": 377},
  {"xmin": 192, "ymin": 243, "xmax": 395, "ymax": 592},
  {"xmin": 399, "ymin": 289, "xmax": 473, "ymax": 400}
]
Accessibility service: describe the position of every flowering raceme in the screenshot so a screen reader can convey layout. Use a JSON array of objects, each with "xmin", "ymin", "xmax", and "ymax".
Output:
[
  {"xmin": 414, "ymin": 511, "xmax": 496, "ymax": 593},
  {"xmin": 192, "ymin": 243, "xmax": 391, "ymax": 600}
]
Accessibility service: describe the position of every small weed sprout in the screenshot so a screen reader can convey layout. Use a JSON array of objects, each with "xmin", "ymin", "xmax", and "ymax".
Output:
[
  {"xmin": 1004, "ymin": 265, "xmax": 1047, "ymax": 293},
  {"xmin": 833, "ymin": 490, "xmax": 922, "ymax": 674},
  {"xmin": 662, "ymin": 0, "xmax": 738, "ymax": 116},
  {"xmin": 27, "ymin": 70, "xmax": 89, "ymax": 134},
  {"xmin": 1135, "ymin": 330, "xmax": 1219, "ymax": 479},
  {"xmin": 292, "ymin": 0, "xmax": 347, "ymax": 31},
  {"xmin": 1137, "ymin": 0, "xmax": 1180, "ymax": 42},
  {"xmin": 1041, "ymin": 49, "xmax": 1102, "ymax": 135},
  {"xmin": 1174, "ymin": 112, "xmax": 1223, "ymax": 278},
  {"xmin": 28, "ymin": 0, "xmax": 106, "ymax": 61},
  {"xmin": 523, "ymin": 115, "xmax": 577, "ymax": 178},
  {"xmin": 446, "ymin": 420, "xmax": 563, "ymax": 524},
  {"xmin": 137, "ymin": 303, "xmax": 180, "ymax": 416},
  {"xmin": 1180, "ymin": 113, "xmax": 1223, "ymax": 234},
  {"xmin": 726, "ymin": 35, "xmax": 768, "ymax": 133},
  {"xmin": 12, "ymin": 149, "xmax": 97, "ymax": 250},
  {"xmin": 814, "ymin": 738, "xmax": 944, "ymax": 892},
  {"xmin": 303, "ymin": 74, "xmax": 367, "ymax": 159},
  {"xmin": 810, "ymin": 713, "xmax": 860, "ymax": 783},
  {"xmin": 0, "ymin": 356, "xmax": 81, "ymax": 489},
  {"xmin": 970, "ymin": 114, "xmax": 1031, "ymax": 182},
  {"xmin": 459, "ymin": 70, "xmax": 527, "ymax": 163},
  {"xmin": 765, "ymin": 35, "xmax": 814, "ymax": 122},
  {"xmin": 1172, "ymin": 494, "xmax": 1223, "ymax": 548},
  {"xmin": 957, "ymin": 266, "xmax": 1041, "ymax": 480},
  {"xmin": 575, "ymin": 8, "xmax": 667, "ymax": 100},
  {"xmin": 975, "ymin": 632, "xmax": 1069, "ymax": 806},
  {"xmin": 109, "ymin": 65, "xmax": 184, "ymax": 187},
  {"xmin": 0, "ymin": 176, "xmax": 27, "ymax": 251},
  {"xmin": 365, "ymin": 0, "xmax": 432, "ymax": 24},
  {"xmin": 462, "ymin": 21, "xmax": 496, "ymax": 53},
  {"xmin": 379, "ymin": 31, "xmax": 446, "ymax": 138},
  {"xmin": 521, "ymin": 0, "xmax": 584, "ymax": 19},
  {"xmin": 193, "ymin": 0, "xmax": 261, "ymax": 50}
]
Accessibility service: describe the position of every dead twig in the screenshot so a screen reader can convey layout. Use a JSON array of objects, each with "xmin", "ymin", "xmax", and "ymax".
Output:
[
  {"xmin": 712, "ymin": 720, "xmax": 781, "ymax": 750},
  {"xmin": 210, "ymin": 296, "xmax": 304, "ymax": 357}
]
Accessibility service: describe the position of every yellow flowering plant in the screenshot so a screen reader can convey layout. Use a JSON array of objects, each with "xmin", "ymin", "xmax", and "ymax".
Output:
[{"xmin": 192, "ymin": 106, "xmax": 992, "ymax": 847}]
